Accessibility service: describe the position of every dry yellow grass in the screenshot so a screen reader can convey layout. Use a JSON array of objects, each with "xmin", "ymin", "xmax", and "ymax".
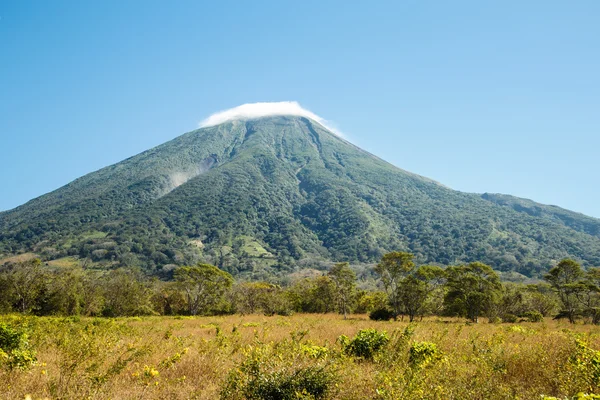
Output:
[
  {"xmin": 0, "ymin": 253, "xmax": 39, "ymax": 265},
  {"xmin": 1, "ymin": 314, "xmax": 600, "ymax": 399}
]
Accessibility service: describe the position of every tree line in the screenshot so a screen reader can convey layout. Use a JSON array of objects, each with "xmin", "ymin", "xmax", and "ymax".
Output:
[{"xmin": 0, "ymin": 253, "xmax": 597, "ymax": 323}]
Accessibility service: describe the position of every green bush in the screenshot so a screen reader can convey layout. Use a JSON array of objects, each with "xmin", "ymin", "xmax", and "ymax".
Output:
[
  {"xmin": 408, "ymin": 341, "xmax": 442, "ymax": 368},
  {"xmin": 220, "ymin": 344, "xmax": 334, "ymax": 400},
  {"xmin": 369, "ymin": 307, "xmax": 394, "ymax": 321},
  {"xmin": 342, "ymin": 329, "xmax": 389, "ymax": 360},
  {"xmin": 523, "ymin": 311, "xmax": 544, "ymax": 322},
  {"xmin": 243, "ymin": 366, "xmax": 332, "ymax": 399},
  {"xmin": 0, "ymin": 322, "xmax": 37, "ymax": 370},
  {"xmin": 502, "ymin": 314, "xmax": 518, "ymax": 323}
]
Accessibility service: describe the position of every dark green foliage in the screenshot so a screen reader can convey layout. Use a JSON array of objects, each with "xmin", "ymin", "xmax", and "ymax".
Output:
[
  {"xmin": 340, "ymin": 329, "xmax": 390, "ymax": 360},
  {"xmin": 369, "ymin": 307, "xmax": 394, "ymax": 321},
  {"xmin": 1, "ymin": 116, "xmax": 600, "ymax": 278}
]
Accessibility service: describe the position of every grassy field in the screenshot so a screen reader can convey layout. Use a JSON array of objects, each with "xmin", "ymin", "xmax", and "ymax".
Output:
[{"xmin": 2, "ymin": 314, "xmax": 600, "ymax": 399}]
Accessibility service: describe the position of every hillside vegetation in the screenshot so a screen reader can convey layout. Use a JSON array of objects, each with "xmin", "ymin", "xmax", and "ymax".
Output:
[{"xmin": 1, "ymin": 116, "xmax": 600, "ymax": 278}]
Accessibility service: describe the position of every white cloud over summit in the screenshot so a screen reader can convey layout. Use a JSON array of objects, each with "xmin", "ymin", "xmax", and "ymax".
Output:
[{"xmin": 199, "ymin": 101, "xmax": 341, "ymax": 135}]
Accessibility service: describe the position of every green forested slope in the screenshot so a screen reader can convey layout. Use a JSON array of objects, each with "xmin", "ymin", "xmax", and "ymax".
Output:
[{"xmin": 1, "ymin": 116, "xmax": 599, "ymax": 278}]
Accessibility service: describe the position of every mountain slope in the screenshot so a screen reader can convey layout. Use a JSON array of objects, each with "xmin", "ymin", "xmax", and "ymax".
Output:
[{"xmin": 1, "ymin": 116, "xmax": 599, "ymax": 278}]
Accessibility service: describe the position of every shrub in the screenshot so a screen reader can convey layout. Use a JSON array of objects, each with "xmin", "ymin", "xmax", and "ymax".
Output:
[
  {"xmin": 341, "ymin": 329, "xmax": 389, "ymax": 360},
  {"xmin": 570, "ymin": 339, "xmax": 600, "ymax": 389},
  {"xmin": 502, "ymin": 314, "xmax": 518, "ymax": 323},
  {"xmin": 408, "ymin": 341, "xmax": 442, "ymax": 368},
  {"xmin": 243, "ymin": 366, "xmax": 332, "ymax": 399},
  {"xmin": 220, "ymin": 344, "xmax": 334, "ymax": 400},
  {"xmin": 0, "ymin": 322, "xmax": 37, "ymax": 370},
  {"xmin": 369, "ymin": 307, "xmax": 394, "ymax": 321},
  {"xmin": 524, "ymin": 311, "xmax": 544, "ymax": 322}
]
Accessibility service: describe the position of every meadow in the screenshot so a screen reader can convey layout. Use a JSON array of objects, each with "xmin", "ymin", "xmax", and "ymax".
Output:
[{"xmin": 2, "ymin": 314, "xmax": 600, "ymax": 400}]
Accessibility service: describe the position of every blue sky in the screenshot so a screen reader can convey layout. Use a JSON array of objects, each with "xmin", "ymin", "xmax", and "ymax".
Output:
[{"xmin": 1, "ymin": 1, "xmax": 599, "ymax": 217}]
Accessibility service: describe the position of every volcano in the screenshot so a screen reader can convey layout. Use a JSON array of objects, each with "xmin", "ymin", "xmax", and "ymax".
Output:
[{"xmin": 1, "ymin": 103, "xmax": 599, "ymax": 278}]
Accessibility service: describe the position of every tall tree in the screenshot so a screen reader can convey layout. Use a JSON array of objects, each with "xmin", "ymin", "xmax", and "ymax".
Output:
[
  {"xmin": 102, "ymin": 268, "xmax": 154, "ymax": 316},
  {"xmin": 328, "ymin": 262, "xmax": 356, "ymax": 319},
  {"xmin": 233, "ymin": 282, "xmax": 286, "ymax": 315},
  {"xmin": 544, "ymin": 259, "xmax": 585, "ymax": 323},
  {"xmin": 416, "ymin": 265, "xmax": 447, "ymax": 316},
  {"xmin": 399, "ymin": 275, "xmax": 428, "ymax": 322},
  {"xmin": 375, "ymin": 252, "xmax": 415, "ymax": 319},
  {"xmin": 444, "ymin": 262, "xmax": 502, "ymax": 323},
  {"xmin": 400, "ymin": 265, "xmax": 447, "ymax": 322},
  {"xmin": 174, "ymin": 264, "xmax": 234, "ymax": 315},
  {"xmin": 1, "ymin": 259, "xmax": 48, "ymax": 314},
  {"xmin": 286, "ymin": 276, "xmax": 337, "ymax": 313},
  {"xmin": 580, "ymin": 267, "xmax": 600, "ymax": 324},
  {"xmin": 524, "ymin": 283, "xmax": 558, "ymax": 317}
]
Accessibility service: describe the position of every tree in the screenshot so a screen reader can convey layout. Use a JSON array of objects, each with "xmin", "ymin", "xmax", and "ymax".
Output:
[
  {"xmin": 286, "ymin": 276, "xmax": 336, "ymax": 313},
  {"xmin": 101, "ymin": 268, "xmax": 154, "ymax": 316},
  {"xmin": 399, "ymin": 265, "xmax": 446, "ymax": 322},
  {"xmin": 399, "ymin": 275, "xmax": 428, "ymax": 322},
  {"xmin": 152, "ymin": 280, "xmax": 186, "ymax": 315},
  {"xmin": 234, "ymin": 282, "xmax": 271, "ymax": 314},
  {"xmin": 42, "ymin": 268, "xmax": 85, "ymax": 316},
  {"xmin": 234, "ymin": 282, "xmax": 286, "ymax": 315},
  {"xmin": 524, "ymin": 283, "xmax": 558, "ymax": 317},
  {"xmin": 580, "ymin": 267, "xmax": 600, "ymax": 324},
  {"xmin": 310, "ymin": 276, "xmax": 337, "ymax": 313},
  {"xmin": 544, "ymin": 259, "xmax": 585, "ymax": 323},
  {"xmin": 492, "ymin": 283, "xmax": 528, "ymax": 322},
  {"xmin": 444, "ymin": 262, "xmax": 502, "ymax": 323},
  {"xmin": 0, "ymin": 259, "xmax": 48, "ymax": 314},
  {"xmin": 174, "ymin": 264, "xmax": 234, "ymax": 315},
  {"xmin": 375, "ymin": 252, "xmax": 415, "ymax": 319},
  {"xmin": 416, "ymin": 265, "xmax": 447, "ymax": 317},
  {"xmin": 328, "ymin": 262, "xmax": 356, "ymax": 319}
]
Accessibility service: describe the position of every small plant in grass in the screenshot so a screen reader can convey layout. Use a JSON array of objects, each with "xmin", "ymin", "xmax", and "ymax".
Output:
[
  {"xmin": 300, "ymin": 343, "xmax": 329, "ymax": 359},
  {"xmin": 220, "ymin": 343, "xmax": 335, "ymax": 399},
  {"xmin": 408, "ymin": 341, "xmax": 442, "ymax": 369},
  {"xmin": 0, "ymin": 322, "xmax": 37, "ymax": 370},
  {"xmin": 340, "ymin": 328, "xmax": 389, "ymax": 360},
  {"xmin": 243, "ymin": 366, "xmax": 332, "ymax": 399},
  {"xmin": 569, "ymin": 339, "xmax": 600, "ymax": 390}
]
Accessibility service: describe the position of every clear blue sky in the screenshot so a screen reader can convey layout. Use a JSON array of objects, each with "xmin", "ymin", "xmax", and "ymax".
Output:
[{"xmin": 1, "ymin": 1, "xmax": 599, "ymax": 217}]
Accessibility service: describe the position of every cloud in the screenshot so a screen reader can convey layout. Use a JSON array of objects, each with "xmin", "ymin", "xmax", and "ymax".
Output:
[{"xmin": 199, "ymin": 101, "xmax": 341, "ymax": 136}]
